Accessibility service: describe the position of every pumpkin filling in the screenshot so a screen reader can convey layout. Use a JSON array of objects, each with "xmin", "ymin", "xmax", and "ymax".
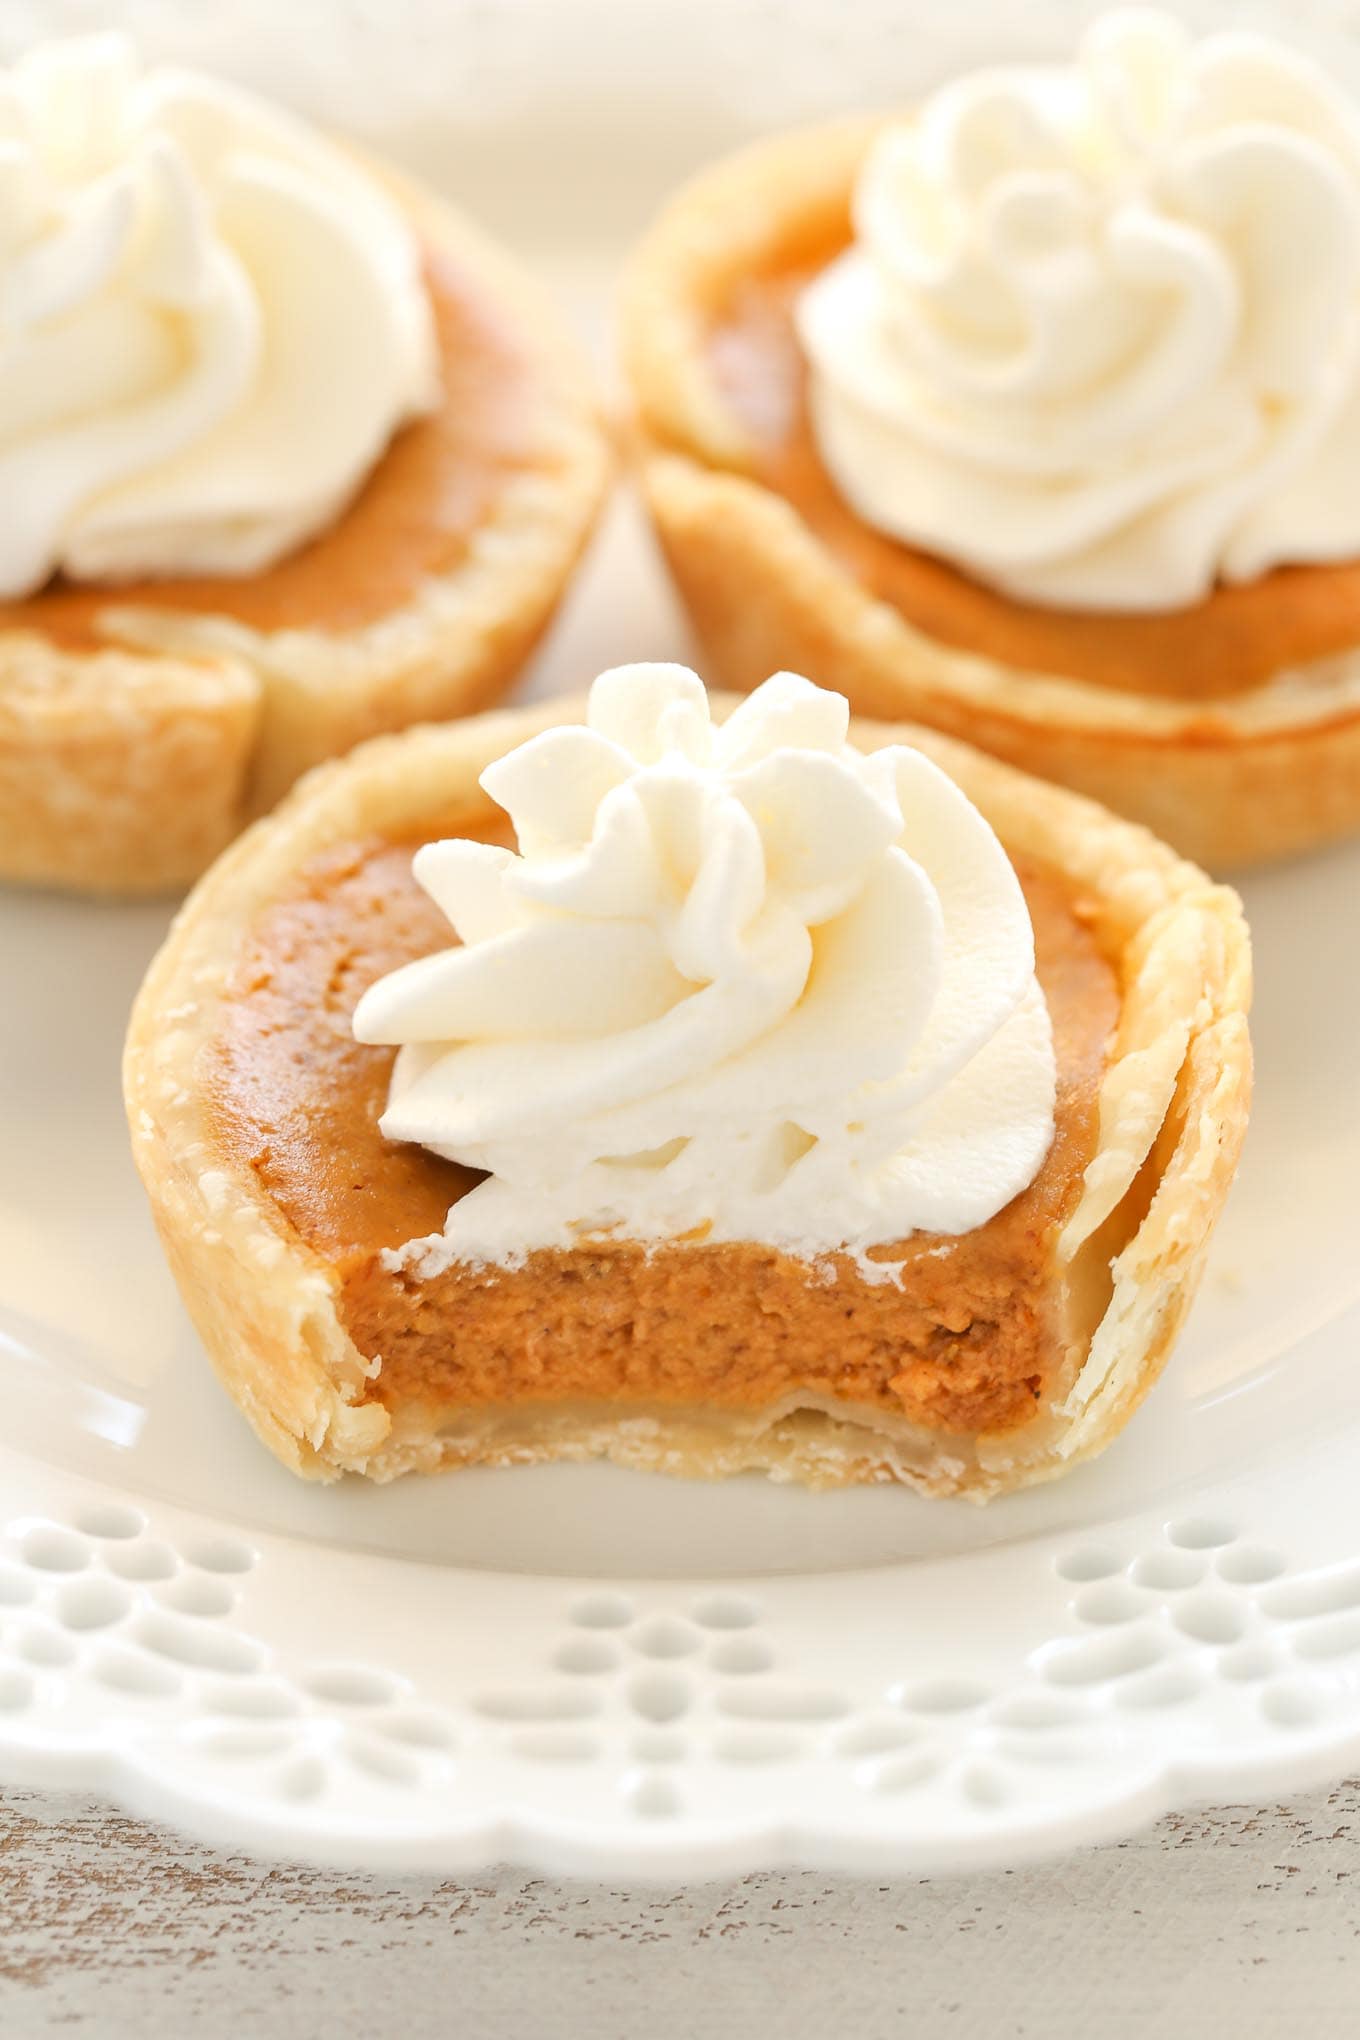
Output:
[
  {"xmin": 202, "ymin": 811, "xmax": 1120, "ymax": 1445},
  {"xmin": 0, "ymin": 254, "xmax": 549, "ymax": 648},
  {"xmin": 701, "ymin": 220, "xmax": 1360, "ymax": 702}
]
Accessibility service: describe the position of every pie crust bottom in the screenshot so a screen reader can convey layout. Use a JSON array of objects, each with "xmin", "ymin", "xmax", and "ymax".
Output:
[{"xmin": 374, "ymin": 1395, "xmax": 1070, "ymax": 1493}]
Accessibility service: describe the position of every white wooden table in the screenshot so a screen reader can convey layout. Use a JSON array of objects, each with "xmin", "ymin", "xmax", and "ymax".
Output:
[{"xmin": 4, "ymin": 1783, "xmax": 1359, "ymax": 2036}]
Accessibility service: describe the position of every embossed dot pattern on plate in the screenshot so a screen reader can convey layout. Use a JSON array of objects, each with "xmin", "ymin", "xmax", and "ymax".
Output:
[{"xmin": 2, "ymin": 1487, "xmax": 1360, "ymax": 1863}]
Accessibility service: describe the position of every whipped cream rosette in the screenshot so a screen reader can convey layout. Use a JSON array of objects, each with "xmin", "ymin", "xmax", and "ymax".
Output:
[
  {"xmin": 0, "ymin": 34, "xmax": 438, "ymax": 596},
  {"xmin": 353, "ymin": 666, "xmax": 1057, "ymax": 1270},
  {"xmin": 798, "ymin": 7, "xmax": 1360, "ymax": 611}
]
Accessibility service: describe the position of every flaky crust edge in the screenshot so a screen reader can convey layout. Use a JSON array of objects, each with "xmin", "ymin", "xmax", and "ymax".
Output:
[
  {"xmin": 123, "ymin": 694, "xmax": 1251, "ymax": 1500},
  {"xmin": 0, "ymin": 159, "xmax": 610, "ymax": 896},
  {"xmin": 619, "ymin": 118, "xmax": 1360, "ymax": 871}
]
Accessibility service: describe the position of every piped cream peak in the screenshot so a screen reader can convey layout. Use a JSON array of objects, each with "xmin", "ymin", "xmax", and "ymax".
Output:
[
  {"xmin": 799, "ymin": 8, "xmax": 1360, "ymax": 612},
  {"xmin": 0, "ymin": 34, "xmax": 438, "ymax": 597},
  {"xmin": 353, "ymin": 665, "xmax": 1057, "ymax": 1271}
]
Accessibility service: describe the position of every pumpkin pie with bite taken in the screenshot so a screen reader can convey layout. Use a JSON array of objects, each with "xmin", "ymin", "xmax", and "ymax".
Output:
[{"xmin": 125, "ymin": 663, "xmax": 1250, "ymax": 1499}]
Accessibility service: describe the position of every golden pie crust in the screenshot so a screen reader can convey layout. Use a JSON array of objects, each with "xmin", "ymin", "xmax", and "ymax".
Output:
[
  {"xmin": 620, "ymin": 118, "xmax": 1360, "ymax": 869},
  {"xmin": 0, "ymin": 158, "xmax": 610, "ymax": 895},
  {"xmin": 124, "ymin": 695, "xmax": 1251, "ymax": 1500}
]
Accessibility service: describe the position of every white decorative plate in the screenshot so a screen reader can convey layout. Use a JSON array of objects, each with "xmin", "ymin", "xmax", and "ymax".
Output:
[{"xmin": 4, "ymin": 0, "xmax": 1360, "ymax": 1879}]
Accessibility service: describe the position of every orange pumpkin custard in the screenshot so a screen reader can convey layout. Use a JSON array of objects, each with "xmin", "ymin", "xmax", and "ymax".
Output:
[
  {"xmin": 126, "ymin": 678, "xmax": 1251, "ymax": 1497},
  {"xmin": 0, "ymin": 38, "xmax": 608, "ymax": 894}
]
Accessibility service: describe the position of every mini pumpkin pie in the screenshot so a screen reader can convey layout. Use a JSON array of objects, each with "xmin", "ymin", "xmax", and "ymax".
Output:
[
  {"xmin": 622, "ymin": 10, "xmax": 1360, "ymax": 869},
  {"xmin": 0, "ymin": 36, "xmax": 608, "ymax": 894},
  {"xmin": 125, "ymin": 663, "xmax": 1250, "ymax": 1499}
]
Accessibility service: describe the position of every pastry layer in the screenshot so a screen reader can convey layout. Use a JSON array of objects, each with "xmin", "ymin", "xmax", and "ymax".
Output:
[
  {"xmin": 0, "ymin": 255, "xmax": 541, "ymax": 646},
  {"xmin": 706, "ymin": 232, "xmax": 1360, "ymax": 702},
  {"xmin": 203, "ymin": 819, "xmax": 1119, "ymax": 1440}
]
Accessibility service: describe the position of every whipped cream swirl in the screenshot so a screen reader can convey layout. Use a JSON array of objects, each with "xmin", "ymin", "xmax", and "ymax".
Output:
[
  {"xmin": 354, "ymin": 666, "xmax": 1056, "ymax": 1271},
  {"xmin": 0, "ymin": 36, "xmax": 438, "ymax": 598},
  {"xmin": 798, "ymin": 8, "xmax": 1360, "ymax": 612}
]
